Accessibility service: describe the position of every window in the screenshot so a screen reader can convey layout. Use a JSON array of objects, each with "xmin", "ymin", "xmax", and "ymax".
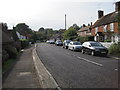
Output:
[
  {"xmin": 100, "ymin": 36, "xmax": 103, "ymax": 41},
  {"xmin": 103, "ymin": 25, "xmax": 107, "ymax": 32},
  {"xmin": 110, "ymin": 23, "xmax": 114, "ymax": 32},
  {"xmin": 95, "ymin": 27, "xmax": 98, "ymax": 34}
]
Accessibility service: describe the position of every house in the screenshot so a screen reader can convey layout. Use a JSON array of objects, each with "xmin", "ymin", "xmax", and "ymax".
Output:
[
  {"xmin": 77, "ymin": 24, "xmax": 94, "ymax": 41},
  {"xmin": 16, "ymin": 31, "xmax": 26, "ymax": 40},
  {"xmin": 1, "ymin": 23, "xmax": 21, "ymax": 51},
  {"xmin": 50, "ymin": 34, "xmax": 63, "ymax": 41},
  {"xmin": 92, "ymin": 1, "xmax": 120, "ymax": 43},
  {"xmin": 1, "ymin": 23, "xmax": 14, "ymax": 45}
]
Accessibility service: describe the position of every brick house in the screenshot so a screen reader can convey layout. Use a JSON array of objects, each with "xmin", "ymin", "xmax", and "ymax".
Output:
[
  {"xmin": 78, "ymin": 25, "xmax": 91, "ymax": 37},
  {"xmin": 92, "ymin": 1, "xmax": 120, "ymax": 43},
  {"xmin": 77, "ymin": 24, "xmax": 94, "ymax": 41}
]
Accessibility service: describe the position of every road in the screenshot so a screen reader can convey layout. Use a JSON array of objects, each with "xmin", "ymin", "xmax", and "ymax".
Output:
[{"xmin": 36, "ymin": 43, "xmax": 118, "ymax": 88}]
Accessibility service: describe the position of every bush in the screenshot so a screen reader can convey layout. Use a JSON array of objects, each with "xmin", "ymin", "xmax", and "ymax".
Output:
[
  {"xmin": 104, "ymin": 40, "xmax": 111, "ymax": 42},
  {"xmin": 2, "ymin": 50, "xmax": 9, "ymax": 64},
  {"xmin": 109, "ymin": 43, "xmax": 120, "ymax": 54},
  {"xmin": 20, "ymin": 39, "xmax": 29, "ymax": 49},
  {"xmin": 14, "ymin": 41, "xmax": 21, "ymax": 52},
  {"xmin": 4, "ymin": 45, "xmax": 18, "ymax": 59},
  {"xmin": 76, "ymin": 37, "xmax": 89, "ymax": 44}
]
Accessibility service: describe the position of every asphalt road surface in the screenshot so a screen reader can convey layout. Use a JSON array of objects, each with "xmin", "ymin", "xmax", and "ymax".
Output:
[{"xmin": 36, "ymin": 43, "xmax": 118, "ymax": 88}]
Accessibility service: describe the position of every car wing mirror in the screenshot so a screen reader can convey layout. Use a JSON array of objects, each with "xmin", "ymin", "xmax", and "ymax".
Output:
[{"xmin": 89, "ymin": 45, "xmax": 91, "ymax": 47}]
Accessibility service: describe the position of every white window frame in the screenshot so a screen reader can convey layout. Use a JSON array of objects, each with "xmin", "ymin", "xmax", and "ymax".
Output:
[
  {"xmin": 95, "ymin": 27, "xmax": 98, "ymax": 34},
  {"xmin": 104, "ymin": 25, "xmax": 107, "ymax": 32},
  {"xmin": 110, "ymin": 23, "xmax": 114, "ymax": 32}
]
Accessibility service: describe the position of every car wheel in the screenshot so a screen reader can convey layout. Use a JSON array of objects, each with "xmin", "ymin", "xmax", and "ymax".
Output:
[
  {"xmin": 68, "ymin": 46, "xmax": 70, "ymax": 50},
  {"xmin": 91, "ymin": 51, "xmax": 95, "ymax": 56},
  {"xmin": 72, "ymin": 47, "xmax": 75, "ymax": 51},
  {"xmin": 82, "ymin": 49, "xmax": 85, "ymax": 54}
]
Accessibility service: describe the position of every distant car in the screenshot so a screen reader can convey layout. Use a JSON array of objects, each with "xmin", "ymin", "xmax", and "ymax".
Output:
[
  {"xmin": 63, "ymin": 40, "xmax": 71, "ymax": 49},
  {"xmin": 68, "ymin": 41, "xmax": 82, "ymax": 51},
  {"xmin": 46, "ymin": 40, "xmax": 50, "ymax": 44},
  {"xmin": 55, "ymin": 40, "xmax": 63, "ymax": 46},
  {"xmin": 49, "ymin": 40, "xmax": 55, "ymax": 44},
  {"xmin": 82, "ymin": 41, "xmax": 108, "ymax": 56}
]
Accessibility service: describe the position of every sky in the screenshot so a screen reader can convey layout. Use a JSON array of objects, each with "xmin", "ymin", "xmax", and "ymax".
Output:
[{"xmin": 0, "ymin": 0, "xmax": 119, "ymax": 30}]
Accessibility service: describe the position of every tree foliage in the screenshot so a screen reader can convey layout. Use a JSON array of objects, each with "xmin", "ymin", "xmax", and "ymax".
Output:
[
  {"xmin": 71, "ymin": 24, "xmax": 80, "ymax": 30},
  {"xmin": 63, "ymin": 27, "xmax": 78, "ymax": 40},
  {"xmin": 15, "ymin": 23, "xmax": 32, "ymax": 36}
]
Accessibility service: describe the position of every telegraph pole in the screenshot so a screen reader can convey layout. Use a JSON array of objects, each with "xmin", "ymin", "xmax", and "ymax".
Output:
[{"xmin": 65, "ymin": 14, "xmax": 66, "ymax": 30}]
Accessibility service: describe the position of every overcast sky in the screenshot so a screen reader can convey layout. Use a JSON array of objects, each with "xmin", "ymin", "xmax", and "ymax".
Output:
[{"xmin": 0, "ymin": 0, "xmax": 119, "ymax": 30}]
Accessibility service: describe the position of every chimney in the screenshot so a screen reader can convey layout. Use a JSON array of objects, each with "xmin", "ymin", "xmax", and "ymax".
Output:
[
  {"xmin": 91, "ymin": 22, "xmax": 92, "ymax": 26},
  {"xmin": 115, "ymin": 1, "xmax": 120, "ymax": 11},
  {"xmin": 83, "ymin": 24, "xmax": 86, "ymax": 27},
  {"xmin": 98, "ymin": 10, "xmax": 104, "ymax": 19}
]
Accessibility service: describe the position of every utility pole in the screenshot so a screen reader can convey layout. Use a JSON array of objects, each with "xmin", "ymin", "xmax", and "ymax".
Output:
[{"xmin": 65, "ymin": 14, "xmax": 66, "ymax": 30}]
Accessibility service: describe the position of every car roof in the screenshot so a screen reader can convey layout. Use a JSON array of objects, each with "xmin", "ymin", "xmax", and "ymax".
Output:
[{"xmin": 85, "ymin": 41, "xmax": 99, "ymax": 43}]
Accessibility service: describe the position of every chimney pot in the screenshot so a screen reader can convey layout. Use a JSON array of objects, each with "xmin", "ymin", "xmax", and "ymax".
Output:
[
  {"xmin": 115, "ymin": 1, "xmax": 120, "ymax": 11},
  {"xmin": 98, "ymin": 10, "xmax": 104, "ymax": 19}
]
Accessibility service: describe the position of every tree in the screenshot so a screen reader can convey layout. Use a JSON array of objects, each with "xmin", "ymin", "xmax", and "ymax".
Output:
[
  {"xmin": 38, "ymin": 27, "xmax": 45, "ymax": 32},
  {"xmin": 63, "ymin": 27, "xmax": 78, "ymax": 40},
  {"xmin": 15, "ymin": 23, "xmax": 33, "ymax": 39},
  {"xmin": 71, "ymin": 24, "xmax": 80, "ymax": 30}
]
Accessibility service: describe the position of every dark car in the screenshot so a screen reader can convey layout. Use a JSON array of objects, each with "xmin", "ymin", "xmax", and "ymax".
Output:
[
  {"xmin": 82, "ymin": 41, "xmax": 108, "ymax": 56},
  {"xmin": 55, "ymin": 40, "xmax": 63, "ymax": 46},
  {"xmin": 63, "ymin": 40, "xmax": 71, "ymax": 49}
]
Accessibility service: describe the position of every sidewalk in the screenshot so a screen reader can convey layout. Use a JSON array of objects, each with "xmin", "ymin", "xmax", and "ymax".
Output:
[{"xmin": 2, "ymin": 45, "xmax": 41, "ymax": 88}]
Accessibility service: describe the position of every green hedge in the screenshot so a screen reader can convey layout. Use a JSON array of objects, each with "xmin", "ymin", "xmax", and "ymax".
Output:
[
  {"xmin": 20, "ymin": 39, "xmax": 29, "ymax": 49},
  {"xmin": 75, "ymin": 37, "xmax": 89, "ymax": 44},
  {"xmin": 2, "ymin": 50, "xmax": 9, "ymax": 62},
  {"xmin": 104, "ymin": 40, "xmax": 111, "ymax": 42},
  {"xmin": 109, "ymin": 43, "xmax": 120, "ymax": 55},
  {"xmin": 4, "ymin": 45, "xmax": 18, "ymax": 59}
]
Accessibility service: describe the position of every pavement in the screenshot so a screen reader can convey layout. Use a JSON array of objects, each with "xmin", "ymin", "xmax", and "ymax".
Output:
[{"xmin": 2, "ymin": 45, "xmax": 41, "ymax": 88}]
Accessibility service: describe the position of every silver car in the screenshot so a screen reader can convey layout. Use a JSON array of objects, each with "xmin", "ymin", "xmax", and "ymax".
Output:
[{"xmin": 68, "ymin": 41, "xmax": 82, "ymax": 51}]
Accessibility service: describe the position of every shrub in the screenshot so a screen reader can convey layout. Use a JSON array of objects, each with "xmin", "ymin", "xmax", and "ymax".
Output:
[
  {"xmin": 14, "ymin": 41, "xmax": 21, "ymax": 52},
  {"xmin": 2, "ymin": 50, "xmax": 9, "ymax": 64},
  {"xmin": 4, "ymin": 45, "xmax": 18, "ymax": 59},
  {"xmin": 20, "ymin": 39, "xmax": 29, "ymax": 49},
  {"xmin": 76, "ymin": 37, "xmax": 89, "ymax": 44},
  {"xmin": 104, "ymin": 40, "xmax": 111, "ymax": 42},
  {"xmin": 108, "ymin": 43, "xmax": 120, "ymax": 54}
]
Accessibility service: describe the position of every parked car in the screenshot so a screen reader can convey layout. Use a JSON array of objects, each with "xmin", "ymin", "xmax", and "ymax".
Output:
[
  {"xmin": 82, "ymin": 41, "xmax": 108, "ymax": 56},
  {"xmin": 49, "ymin": 40, "xmax": 55, "ymax": 44},
  {"xmin": 46, "ymin": 40, "xmax": 50, "ymax": 44},
  {"xmin": 68, "ymin": 41, "xmax": 82, "ymax": 51},
  {"xmin": 63, "ymin": 40, "xmax": 71, "ymax": 49},
  {"xmin": 55, "ymin": 40, "xmax": 63, "ymax": 46}
]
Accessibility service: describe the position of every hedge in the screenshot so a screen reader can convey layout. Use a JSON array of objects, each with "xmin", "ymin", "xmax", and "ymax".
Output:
[
  {"xmin": 20, "ymin": 39, "xmax": 29, "ymax": 49},
  {"xmin": 4, "ymin": 45, "xmax": 18, "ymax": 59},
  {"xmin": 108, "ymin": 43, "xmax": 120, "ymax": 55}
]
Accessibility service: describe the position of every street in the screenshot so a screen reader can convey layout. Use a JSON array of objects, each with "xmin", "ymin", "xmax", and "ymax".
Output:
[{"xmin": 36, "ymin": 43, "xmax": 118, "ymax": 88}]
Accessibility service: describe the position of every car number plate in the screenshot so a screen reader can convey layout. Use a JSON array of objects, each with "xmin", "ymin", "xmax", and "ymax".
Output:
[{"xmin": 101, "ymin": 52, "xmax": 106, "ymax": 53}]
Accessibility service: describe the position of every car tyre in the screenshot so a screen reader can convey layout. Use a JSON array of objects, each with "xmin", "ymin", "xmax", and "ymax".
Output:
[
  {"xmin": 91, "ymin": 51, "xmax": 95, "ymax": 56},
  {"xmin": 82, "ymin": 49, "xmax": 85, "ymax": 54}
]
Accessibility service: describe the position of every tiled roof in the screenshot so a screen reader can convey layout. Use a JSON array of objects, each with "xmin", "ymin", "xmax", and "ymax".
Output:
[
  {"xmin": 92, "ymin": 11, "xmax": 120, "ymax": 28},
  {"xmin": 78, "ymin": 26, "xmax": 91, "ymax": 32}
]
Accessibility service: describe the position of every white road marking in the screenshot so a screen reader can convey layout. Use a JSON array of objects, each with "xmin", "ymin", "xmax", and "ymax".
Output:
[
  {"xmin": 77, "ymin": 56, "xmax": 103, "ymax": 67},
  {"xmin": 114, "ymin": 69, "xmax": 118, "ymax": 71}
]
